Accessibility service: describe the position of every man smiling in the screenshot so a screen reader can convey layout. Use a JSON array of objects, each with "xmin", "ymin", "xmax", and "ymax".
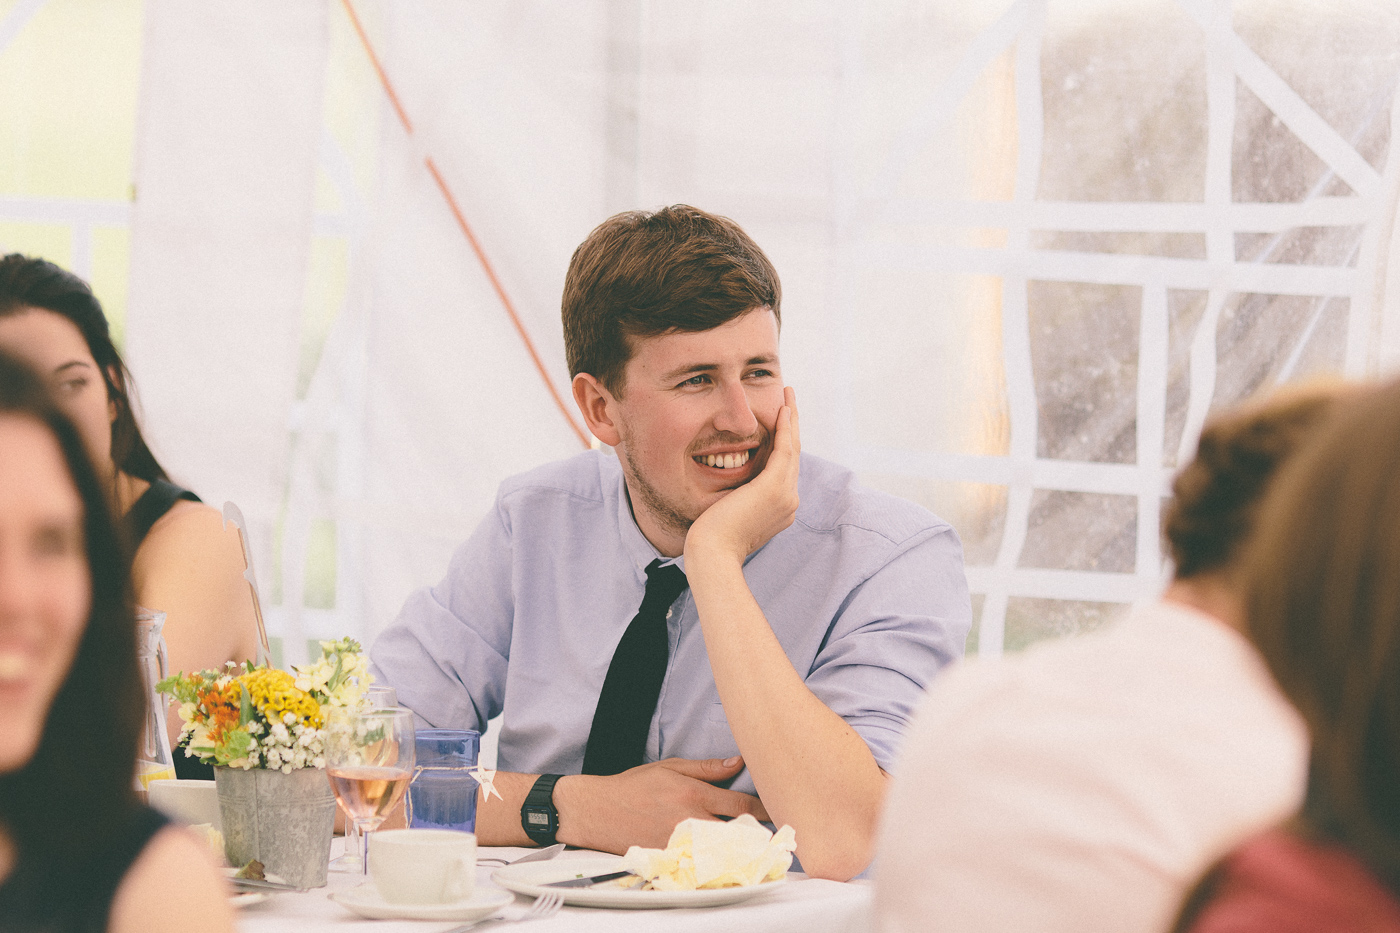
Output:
[{"xmin": 371, "ymin": 205, "xmax": 970, "ymax": 880}]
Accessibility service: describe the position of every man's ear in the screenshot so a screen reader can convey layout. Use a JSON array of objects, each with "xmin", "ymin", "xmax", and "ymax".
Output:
[{"xmin": 572, "ymin": 372, "xmax": 621, "ymax": 447}]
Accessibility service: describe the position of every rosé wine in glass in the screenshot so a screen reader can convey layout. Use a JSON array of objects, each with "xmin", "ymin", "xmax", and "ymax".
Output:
[
  {"xmin": 328, "ymin": 765, "xmax": 413, "ymax": 824},
  {"xmin": 324, "ymin": 707, "xmax": 415, "ymax": 874}
]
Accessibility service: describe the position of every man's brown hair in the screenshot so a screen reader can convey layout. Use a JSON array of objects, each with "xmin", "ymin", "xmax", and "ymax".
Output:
[
  {"xmin": 1240, "ymin": 377, "xmax": 1400, "ymax": 892},
  {"xmin": 562, "ymin": 205, "xmax": 781, "ymax": 396},
  {"xmin": 1163, "ymin": 382, "xmax": 1341, "ymax": 580}
]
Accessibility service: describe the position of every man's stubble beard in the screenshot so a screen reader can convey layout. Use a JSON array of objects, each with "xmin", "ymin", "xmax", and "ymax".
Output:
[
  {"xmin": 617, "ymin": 444, "xmax": 696, "ymax": 541},
  {"xmin": 614, "ymin": 425, "xmax": 771, "ymax": 544}
]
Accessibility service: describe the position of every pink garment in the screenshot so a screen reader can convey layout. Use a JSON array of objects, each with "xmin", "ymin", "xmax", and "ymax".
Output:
[
  {"xmin": 873, "ymin": 600, "xmax": 1308, "ymax": 933},
  {"xmin": 1185, "ymin": 829, "xmax": 1400, "ymax": 933}
]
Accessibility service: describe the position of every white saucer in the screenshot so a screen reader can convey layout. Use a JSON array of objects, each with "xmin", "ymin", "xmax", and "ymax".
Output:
[{"xmin": 330, "ymin": 884, "xmax": 514, "ymax": 921}]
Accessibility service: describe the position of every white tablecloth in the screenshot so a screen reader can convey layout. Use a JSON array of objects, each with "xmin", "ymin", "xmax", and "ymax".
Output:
[{"xmin": 235, "ymin": 843, "xmax": 871, "ymax": 933}]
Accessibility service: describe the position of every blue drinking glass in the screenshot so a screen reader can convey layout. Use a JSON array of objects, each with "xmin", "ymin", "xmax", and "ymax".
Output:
[{"xmin": 407, "ymin": 729, "xmax": 481, "ymax": 834}]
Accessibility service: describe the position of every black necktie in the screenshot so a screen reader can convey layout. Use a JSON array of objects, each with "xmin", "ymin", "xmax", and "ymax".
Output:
[{"xmin": 582, "ymin": 559, "xmax": 689, "ymax": 775}]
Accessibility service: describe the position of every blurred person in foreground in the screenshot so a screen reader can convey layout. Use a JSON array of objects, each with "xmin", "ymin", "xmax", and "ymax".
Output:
[
  {"xmin": 873, "ymin": 382, "xmax": 1343, "ymax": 933},
  {"xmin": 0, "ymin": 255, "xmax": 261, "ymax": 777},
  {"xmin": 372, "ymin": 205, "xmax": 971, "ymax": 879},
  {"xmin": 0, "ymin": 351, "xmax": 232, "ymax": 932},
  {"xmin": 1172, "ymin": 378, "xmax": 1400, "ymax": 932}
]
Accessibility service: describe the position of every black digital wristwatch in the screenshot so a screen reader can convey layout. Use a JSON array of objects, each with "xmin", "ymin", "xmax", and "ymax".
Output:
[{"xmin": 520, "ymin": 773, "xmax": 563, "ymax": 846}]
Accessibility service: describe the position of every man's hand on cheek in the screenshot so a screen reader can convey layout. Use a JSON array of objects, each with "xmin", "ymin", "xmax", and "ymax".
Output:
[
  {"xmin": 686, "ymin": 386, "xmax": 801, "ymax": 566},
  {"xmin": 553, "ymin": 757, "xmax": 769, "ymax": 854}
]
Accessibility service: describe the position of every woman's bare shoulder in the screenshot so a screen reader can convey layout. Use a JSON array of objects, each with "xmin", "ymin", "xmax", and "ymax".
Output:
[
  {"xmin": 130, "ymin": 496, "xmax": 261, "ymax": 671},
  {"xmin": 108, "ymin": 825, "xmax": 235, "ymax": 933},
  {"xmin": 135, "ymin": 500, "xmax": 244, "ymax": 572}
]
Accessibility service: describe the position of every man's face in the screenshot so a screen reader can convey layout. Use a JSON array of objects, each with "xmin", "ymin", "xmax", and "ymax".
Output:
[{"xmin": 610, "ymin": 308, "xmax": 783, "ymax": 551}]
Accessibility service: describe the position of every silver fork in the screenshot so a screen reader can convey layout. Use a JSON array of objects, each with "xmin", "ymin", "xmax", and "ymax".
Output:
[{"xmin": 441, "ymin": 891, "xmax": 564, "ymax": 932}]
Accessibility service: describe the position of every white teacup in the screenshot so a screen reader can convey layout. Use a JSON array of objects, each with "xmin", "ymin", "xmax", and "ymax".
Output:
[{"xmin": 369, "ymin": 828, "xmax": 477, "ymax": 905}]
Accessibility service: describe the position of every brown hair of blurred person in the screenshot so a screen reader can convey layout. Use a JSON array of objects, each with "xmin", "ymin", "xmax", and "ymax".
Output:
[
  {"xmin": 1172, "ymin": 378, "xmax": 1400, "ymax": 931},
  {"xmin": 1244, "ymin": 378, "xmax": 1400, "ymax": 887},
  {"xmin": 1164, "ymin": 381, "xmax": 1345, "ymax": 581},
  {"xmin": 561, "ymin": 204, "xmax": 782, "ymax": 396}
]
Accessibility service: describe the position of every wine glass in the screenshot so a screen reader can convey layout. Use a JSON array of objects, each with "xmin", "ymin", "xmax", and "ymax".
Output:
[
  {"xmin": 324, "ymin": 706, "xmax": 415, "ymax": 876},
  {"xmin": 366, "ymin": 684, "xmax": 397, "ymax": 709},
  {"xmin": 329, "ymin": 685, "xmax": 401, "ymax": 872}
]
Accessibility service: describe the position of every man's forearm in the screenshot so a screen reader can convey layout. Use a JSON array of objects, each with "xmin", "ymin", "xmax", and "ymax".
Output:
[
  {"xmin": 685, "ymin": 546, "xmax": 887, "ymax": 881},
  {"xmin": 473, "ymin": 771, "xmax": 648, "ymax": 850},
  {"xmin": 472, "ymin": 762, "xmax": 767, "ymax": 853},
  {"xmin": 474, "ymin": 771, "xmax": 625, "ymax": 850},
  {"xmin": 473, "ymin": 770, "xmax": 540, "ymax": 846}
]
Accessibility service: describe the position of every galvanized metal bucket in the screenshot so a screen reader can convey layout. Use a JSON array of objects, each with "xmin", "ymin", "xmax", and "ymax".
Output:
[{"xmin": 215, "ymin": 766, "xmax": 336, "ymax": 888}]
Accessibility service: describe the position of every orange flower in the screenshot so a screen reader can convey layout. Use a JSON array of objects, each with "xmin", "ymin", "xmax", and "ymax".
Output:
[{"xmin": 196, "ymin": 682, "xmax": 241, "ymax": 742}]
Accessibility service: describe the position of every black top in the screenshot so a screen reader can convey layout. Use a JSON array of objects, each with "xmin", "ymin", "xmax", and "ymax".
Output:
[
  {"xmin": 121, "ymin": 480, "xmax": 215, "ymax": 781},
  {"xmin": 173, "ymin": 740, "xmax": 216, "ymax": 780},
  {"xmin": 121, "ymin": 479, "xmax": 201, "ymax": 550},
  {"xmin": 0, "ymin": 806, "xmax": 169, "ymax": 933}
]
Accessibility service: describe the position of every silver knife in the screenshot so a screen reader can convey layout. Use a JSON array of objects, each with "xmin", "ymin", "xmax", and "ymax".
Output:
[{"xmin": 542, "ymin": 870, "xmax": 634, "ymax": 888}]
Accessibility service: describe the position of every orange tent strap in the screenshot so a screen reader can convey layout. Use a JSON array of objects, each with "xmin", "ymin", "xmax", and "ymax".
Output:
[{"xmin": 340, "ymin": 0, "xmax": 591, "ymax": 449}]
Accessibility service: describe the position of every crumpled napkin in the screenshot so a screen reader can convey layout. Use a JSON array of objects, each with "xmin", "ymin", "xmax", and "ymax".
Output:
[{"xmin": 619, "ymin": 814, "xmax": 797, "ymax": 890}]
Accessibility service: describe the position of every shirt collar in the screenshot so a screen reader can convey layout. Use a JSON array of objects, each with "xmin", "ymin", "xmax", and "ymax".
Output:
[{"xmin": 606, "ymin": 454, "xmax": 684, "ymax": 580}]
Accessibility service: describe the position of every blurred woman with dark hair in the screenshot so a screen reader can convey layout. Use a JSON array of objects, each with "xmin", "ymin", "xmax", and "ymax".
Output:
[
  {"xmin": 1174, "ymin": 379, "xmax": 1400, "ymax": 932},
  {"xmin": 0, "ymin": 255, "xmax": 261, "ymax": 776},
  {"xmin": 0, "ymin": 350, "xmax": 232, "ymax": 931}
]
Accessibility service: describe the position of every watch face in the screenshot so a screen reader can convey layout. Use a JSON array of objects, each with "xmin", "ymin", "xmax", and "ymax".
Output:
[{"xmin": 523, "ymin": 805, "xmax": 557, "ymax": 836}]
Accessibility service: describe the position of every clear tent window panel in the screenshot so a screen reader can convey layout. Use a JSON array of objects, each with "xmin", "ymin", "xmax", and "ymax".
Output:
[{"xmin": 848, "ymin": 0, "xmax": 1400, "ymax": 654}]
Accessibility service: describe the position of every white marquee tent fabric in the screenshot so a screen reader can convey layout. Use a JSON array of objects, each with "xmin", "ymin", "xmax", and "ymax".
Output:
[{"xmin": 1, "ymin": 0, "xmax": 1397, "ymax": 666}]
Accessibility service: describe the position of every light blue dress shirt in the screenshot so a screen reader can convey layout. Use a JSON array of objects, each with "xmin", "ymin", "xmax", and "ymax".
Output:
[{"xmin": 371, "ymin": 450, "xmax": 970, "ymax": 795}]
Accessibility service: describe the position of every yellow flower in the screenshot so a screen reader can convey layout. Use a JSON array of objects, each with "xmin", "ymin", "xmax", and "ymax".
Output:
[{"xmin": 238, "ymin": 668, "xmax": 323, "ymax": 728}]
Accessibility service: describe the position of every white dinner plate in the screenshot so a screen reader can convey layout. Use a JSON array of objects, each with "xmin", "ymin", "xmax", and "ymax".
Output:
[
  {"xmin": 329, "ymin": 884, "xmax": 514, "ymax": 921},
  {"xmin": 491, "ymin": 857, "xmax": 787, "ymax": 910}
]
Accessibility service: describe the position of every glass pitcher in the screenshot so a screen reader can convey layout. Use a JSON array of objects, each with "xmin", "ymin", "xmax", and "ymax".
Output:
[{"xmin": 135, "ymin": 609, "xmax": 176, "ymax": 790}]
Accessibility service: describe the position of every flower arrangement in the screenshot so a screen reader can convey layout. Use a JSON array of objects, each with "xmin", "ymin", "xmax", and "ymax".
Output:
[{"xmin": 156, "ymin": 637, "xmax": 370, "ymax": 773}]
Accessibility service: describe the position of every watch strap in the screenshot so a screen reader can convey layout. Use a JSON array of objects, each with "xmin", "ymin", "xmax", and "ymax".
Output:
[{"xmin": 520, "ymin": 773, "xmax": 563, "ymax": 845}]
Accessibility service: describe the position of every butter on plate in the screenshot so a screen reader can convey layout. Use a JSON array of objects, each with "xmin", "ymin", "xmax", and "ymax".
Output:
[{"xmin": 619, "ymin": 814, "xmax": 797, "ymax": 891}]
